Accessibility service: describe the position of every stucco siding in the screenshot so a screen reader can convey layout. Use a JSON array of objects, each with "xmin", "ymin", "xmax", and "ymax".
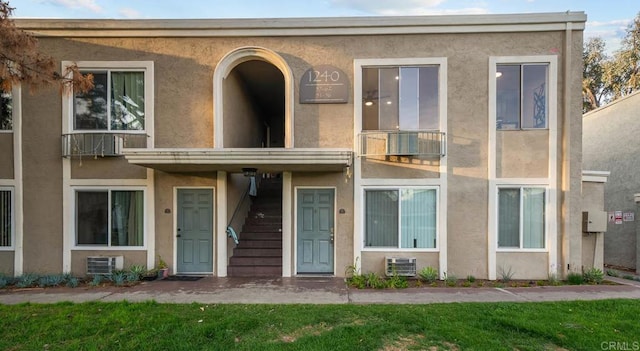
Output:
[
  {"xmin": 496, "ymin": 130, "xmax": 549, "ymax": 178},
  {"xmin": 0, "ymin": 252, "xmax": 14, "ymax": 276},
  {"xmin": 71, "ymin": 250, "xmax": 146, "ymax": 276},
  {"xmin": 497, "ymin": 252, "xmax": 548, "ymax": 280},
  {"xmin": 71, "ymin": 158, "xmax": 147, "ymax": 179}
]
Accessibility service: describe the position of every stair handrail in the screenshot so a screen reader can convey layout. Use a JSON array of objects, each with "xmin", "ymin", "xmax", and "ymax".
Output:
[{"xmin": 226, "ymin": 177, "xmax": 258, "ymax": 245}]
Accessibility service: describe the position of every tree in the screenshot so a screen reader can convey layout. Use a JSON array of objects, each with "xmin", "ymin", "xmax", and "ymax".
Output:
[
  {"xmin": 608, "ymin": 12, "xmax": 640, "ymax": 99},
  {"xmin": 0, "ymin": 1, "xmax": 92, "ymax": 93},
  {"xmin": 583, "ymin": 37, "xmax": 610, "ymax": 113}
]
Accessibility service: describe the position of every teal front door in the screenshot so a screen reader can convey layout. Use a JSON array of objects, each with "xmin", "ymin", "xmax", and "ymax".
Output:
[
  {"xmin": 297, "ymin": 189, "xmax": 334, "ymax": 274},
  {"xmin": 177, "ymin": 189, "xmax": 213, "ymax": 273}
]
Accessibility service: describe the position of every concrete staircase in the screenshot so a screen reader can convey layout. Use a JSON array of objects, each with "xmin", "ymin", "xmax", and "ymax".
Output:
[{"xmin": 228, "ymin": 177, "xmax": 283, "ymax": 277}]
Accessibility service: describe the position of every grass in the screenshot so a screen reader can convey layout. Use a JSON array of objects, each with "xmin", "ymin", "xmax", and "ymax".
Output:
[{"xmin": 0, "ymin": 300, "xmax": 638, "ymax": 350}]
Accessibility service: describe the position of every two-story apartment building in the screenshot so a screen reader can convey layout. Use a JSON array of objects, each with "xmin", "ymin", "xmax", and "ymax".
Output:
[{"xmin": 0, "ymin": 12, "xmax": 586, "ymax": 280}]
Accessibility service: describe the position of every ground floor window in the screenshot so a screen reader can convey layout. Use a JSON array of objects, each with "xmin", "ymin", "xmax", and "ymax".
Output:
[
  {"xmin": 0, "ymin": 188, "xmax": 12, "ymax": 247},
  {"xmin": 498, "ymin": 187, "xmax": 545, "ymax": 249},
  {"xmin": 364, "ymin": 187, "xmax": 437, "ymax": 249},
  {"xmin": 76, "ymin": 189, "xmax": 144, "ymax": 247}
]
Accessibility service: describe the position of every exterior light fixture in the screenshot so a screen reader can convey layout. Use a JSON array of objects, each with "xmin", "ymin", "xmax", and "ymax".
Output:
[
  {"xmin": 364, "ymin": 100, "xmax": 374, "ymax": 106},
  {"xmin": 242, "ymin": 168, "xmax": 257, "ymax": 177},
  {"xmin": 496, "ymin": 71, "xmax": 503, "ymax": 78}
]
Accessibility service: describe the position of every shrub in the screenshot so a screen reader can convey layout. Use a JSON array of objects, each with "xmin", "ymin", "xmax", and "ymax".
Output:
[
  {"xmin": 385, "ymin": 273, "xmax": 408, "ymax": 289},
  {"xmin": 15, "ymin": 273, "xmax": 39, "ymax": 288},
  {"xmin": 466, "ymin": 275, "xmax": 476, "ymax": 283},
  {"xmin": 89, "ymin": 274, "xmax": 104, "ymax": 287},
  {"xmin": 418, "ymin": 266, "xmax": 439, "ymax": 283},
  {"xmin": 444, "ymin": 272, "xmax": 457, "ymax": 287},
  {"xmin": 606, "ymin": 269, "xmax": 619, "ymax": 277},
  {"xmin": 583, "ymin": 268, "xmax": 604, "ymax": 284},
  {"xmin": 110, "ymin": 271, "xmax": 127, "ymax": 286},
  {"xmin": 567, "ymin": 272, "xmax": 584, "ymax": 285},
  {"xmin": 498, "ymin": 266, "xmax": 515, "ymax": 283},
  {"xmin": 364, "ymin": 272, "xmax": 386, "ymax": 289},
  {"xmin": 66, "ymin": 277, "xmax": 80, "ymax": 288}
]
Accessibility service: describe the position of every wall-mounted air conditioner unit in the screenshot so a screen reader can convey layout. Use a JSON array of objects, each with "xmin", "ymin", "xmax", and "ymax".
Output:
[
  {"xmin": 86, "ymin": 256, "xmax": 124, "ymax": 275},
  {"xmin": 387, "ymin": 132, "xmax": 419, "ymax": 156},
  {"xmin": 385, "ymin": 257, "xmax": 417, "ymax": 276}
]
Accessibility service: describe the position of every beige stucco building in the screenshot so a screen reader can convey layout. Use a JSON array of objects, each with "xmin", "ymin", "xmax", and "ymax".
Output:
[{"xmin": 0, "ymin": 12, "xmax": 589, "ymax": 280}]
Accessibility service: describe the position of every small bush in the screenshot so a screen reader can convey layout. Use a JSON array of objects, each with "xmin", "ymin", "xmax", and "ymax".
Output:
[
  {"xmin": 0, "ymin": 274, "xmax": 9, "ymax": 288},
  {"xmin": 444, "ymin": 272, "xmax": 457, "ymax": 287},
  {"xmin": 110, "ymin": 271, "xmax": 127, "ymax": 286},
  {"xmin": 66, "ymin": 277, "xmax": 80, "ymax": 288},
  {"xmin": 623, "ymin": 274, "xmax": 635, "ymax": 280},
  {"xmin": 498, "ymin": 266, "xmax": 515, "ymax": 283},
  {"xmin": 15, "ymin": 273, "xmax": 39, "ymax": 288},
  {"xmin": 418, "ymin": 266, "xmax": 439, "ymax": 283},
  {"xmin": 89, "ymin": 274, "xmax": 104, "ymax": 287},
  {"xmin": 606, "ymin": 269, "xmax": 619, "ymax": 277},
  {"xmin": 385, "ymin": 273, "xmax": 408, "ymax": 289},
  {"xmin": 466, "ymin": 275, "xmax": 476, "ymax": 283},
  {"xmin": 364, "ymin": 272, "xmax": 386, "ymax": 289},
  {"xmin": 567, "ymin": 272, "xmax": 584, "ymax": 285},
  {"xmin": 583, "ymin": 268, "xmax": 604, "ymax": 284}
]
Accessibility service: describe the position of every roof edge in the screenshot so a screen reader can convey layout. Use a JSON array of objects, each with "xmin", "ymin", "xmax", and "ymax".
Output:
[{"xmin": 14, "ymin": 12, "xmax": 587, "ymax": 37}]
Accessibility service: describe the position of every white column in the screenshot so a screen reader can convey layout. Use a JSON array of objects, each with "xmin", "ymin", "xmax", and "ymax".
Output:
[
  {"xmin": 282, "ymin": 172, "xmax": 292, "ymax": 277},
  {"xmin": 216, "ymin": 171, "xmax": 227, "ymax": 277}
]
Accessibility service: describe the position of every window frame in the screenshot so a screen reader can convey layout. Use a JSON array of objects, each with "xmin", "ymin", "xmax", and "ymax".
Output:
[
  {"xmin": 72, "ymin": 186, "xmax": 147, "ymax": 250},
  {"xmin": 0, "ymin": 187, "xmax": 14, "ymax": 250},
  {"xmin": 496, "ymin": 185, "xmax": 548, "ymax": 252},
  {"xmin": 63, "ymin": 61, "xmax": 154, "ymax": 137},
  {"xmin": 362, "ymin": 185, "xmax": 439, "ymax": 252},
  {"xmin": 493, "ymin": 58, "xmax": 554, "ymax": 131}
]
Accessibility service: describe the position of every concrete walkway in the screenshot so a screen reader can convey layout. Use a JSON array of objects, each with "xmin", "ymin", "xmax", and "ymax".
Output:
[{"xmin": 1, "ymin": 276, "xmax": 639, "ymax": 305}]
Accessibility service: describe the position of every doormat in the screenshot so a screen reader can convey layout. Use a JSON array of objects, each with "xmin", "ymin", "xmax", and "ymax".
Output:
[{"xmin": 161, "ymin": 276, "xmax": 204, "ymax": 281}]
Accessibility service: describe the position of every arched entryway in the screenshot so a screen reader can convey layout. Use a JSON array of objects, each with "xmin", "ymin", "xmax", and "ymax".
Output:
[{"xmin": 213, "ymin": 46, "xmax": 294, "ymax": 148}]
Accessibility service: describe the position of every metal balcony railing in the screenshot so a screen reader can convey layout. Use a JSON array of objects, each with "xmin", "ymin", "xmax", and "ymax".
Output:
[
  {"xmin": 359, "ymin": 130, "xmax": 446, "ymax": 157},
  {"xmin": 62, "ymin": 133, "xmax": 148, "ymax": 158}
]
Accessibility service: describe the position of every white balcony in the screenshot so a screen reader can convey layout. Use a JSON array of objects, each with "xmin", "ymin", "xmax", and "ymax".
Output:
[
  {"xmin": 62, "ymin": 133, "xmax": 148, "ymax": 158},
  {"xmin": 358, "ymin": 130, "xmax": 446, "ymax": 157}
]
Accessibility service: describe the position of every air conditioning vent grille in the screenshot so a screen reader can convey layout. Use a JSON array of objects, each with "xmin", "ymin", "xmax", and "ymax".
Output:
[
  {"xmin": 86, "ymin": 256, "xmax": 124, "ymax": 275},
  {"xmin": 385, "ymin": 257, "xmax": 417, "ymax": 277}
]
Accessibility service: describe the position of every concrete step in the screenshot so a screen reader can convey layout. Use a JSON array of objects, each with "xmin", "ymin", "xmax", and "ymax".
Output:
[
  {"xmin": 229, "ymin": 256, "xmax": 282, "ymax": 266},
  {"xmin": 237, "ymin": 239, "xmax": 282, "ymax": 248},
  {"xmin": 232, "ymin": 248, "xmax": 282, "ymax": 257}
]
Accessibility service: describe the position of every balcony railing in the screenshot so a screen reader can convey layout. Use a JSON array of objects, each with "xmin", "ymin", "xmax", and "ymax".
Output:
[
  {"xmin": 359, "ymin": 130, "xmax": 446, "ymax": 157},
  {"xmin": 62, "ymin": 133, "xmax": 148, "ymax": 158}
]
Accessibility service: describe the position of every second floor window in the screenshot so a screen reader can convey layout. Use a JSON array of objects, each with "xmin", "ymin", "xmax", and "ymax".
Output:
[
  {"xmin": 362, "ymin": 66, "xmax": 439, "ymax": 131},
  {"xmin": 74, "ymin": 70, "xmax": 145, "ymax": 131},
  {"xmin": 0, "ymin": 84, "xmax": 12, "ymax": 131},
  {"xmin": 496, "ymin": 63, "xmax": 548, "ymax": 130}
]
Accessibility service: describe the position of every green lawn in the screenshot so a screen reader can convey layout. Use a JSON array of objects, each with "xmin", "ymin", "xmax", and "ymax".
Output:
[{"xmin": 0, "ymin": 300, "xmax": 638, "ymax": 350}]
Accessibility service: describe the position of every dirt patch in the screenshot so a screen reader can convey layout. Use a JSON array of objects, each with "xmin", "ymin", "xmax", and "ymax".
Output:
[
  {"xmin": 279, "ymin": 323, "xmax": 333, "ymax": 343},
  {"xmin": 379, "ymin": 334, "xmax": 429, "ymax": 351}
]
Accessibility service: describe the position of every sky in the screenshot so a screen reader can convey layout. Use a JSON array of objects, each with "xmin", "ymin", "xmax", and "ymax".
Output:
[{"xmin": 7, "ymin": 0, "xmax": 640, "ymax": 54}]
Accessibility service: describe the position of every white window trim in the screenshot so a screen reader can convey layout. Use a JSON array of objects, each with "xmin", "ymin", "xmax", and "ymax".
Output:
[
  {"xmin": 488, "ymin": 55, "xmax": 558, "ymax": 280},
  {"xmin": 353, "ymin": 57, "xmax": 448, "ymax": 277},
  {"xmin": 61, "ymin": 61, "xmax": 154, "ymax": 142},
  {"xmin": 495, "ymin": 185, "xmax": 548, "ymax": 252},
  {"xmin": 70, "ymin": 186, "xmax": 148, "ymax": 250},
  {"xmin": 0, "ymin": 187, "xmax": 15, "ymax": 251},
  {"xmin": 361, "ymin": 185, "xmax": 440, "ymax": 252}
]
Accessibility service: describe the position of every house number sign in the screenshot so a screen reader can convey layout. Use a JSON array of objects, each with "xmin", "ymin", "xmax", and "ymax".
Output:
[{"xmin": 299, "ymin": 65, "xmax": 349, "ymax": 104}]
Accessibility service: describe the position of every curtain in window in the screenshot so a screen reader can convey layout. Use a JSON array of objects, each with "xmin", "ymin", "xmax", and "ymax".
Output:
[
  {"xmin": 400, "ymin": 189, "xmax": 436, "ymax": 248},
  {"xmin": 111, "ymin": 191, "xmax": 144, "ymax": 246},
  {"xmin": 0, "ymin": 190, "xmax": 11, "ymax": 246},
  {"xmin": 523, "ymin": 188, "xmax": 545, "ymax": 248},
  {"xmin": 365, "ymin": 190, "xmax": 398, "ymax": 247},
  {"xmin": 111, "ymin": 72, "xmax": 145, "ymax": 130},
  {"xmin": 498, "ymin": 188, "xmax": 520, "ymax": 247}
]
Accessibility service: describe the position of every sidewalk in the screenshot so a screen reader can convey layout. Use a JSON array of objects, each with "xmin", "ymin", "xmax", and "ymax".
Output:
[{"xmin": 1, "ymin": 276, "xmax": 639, "ymax": 305}]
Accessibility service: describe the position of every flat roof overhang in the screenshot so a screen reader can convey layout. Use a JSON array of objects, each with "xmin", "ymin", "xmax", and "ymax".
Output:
[{"xmin": 123, "ymin": 148, "xmax": 353, "ymax": 173}]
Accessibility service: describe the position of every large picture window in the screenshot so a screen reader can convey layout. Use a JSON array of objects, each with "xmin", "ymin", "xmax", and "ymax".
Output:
[
  {"xmin": 364, "ymin": 188, "xmax": 437, "ymax": 249},
  {"xmin": 496, "ymin": 63, "xmax": 548, "ymax": 130},
  {"xmin": 0, "ymin": 189, "xmax": 12, "ymax": 247},
  {"xmin": 362, "ymin": 66, "xmax": 439, "ymax": 131},
  {"xmin": 76, "ymin": 189, "xmax": 144, "ymax": 247},
  {"xmin": 498, "ymin": 187, "xmax": 545, "ymax": 249},
  {"xmin": 0, "ymin": 85, "xmax": 12, "ymax": 131},
  {"xmin": 74, "ymin": 70, "xmax": 145, "ymax": 131}
]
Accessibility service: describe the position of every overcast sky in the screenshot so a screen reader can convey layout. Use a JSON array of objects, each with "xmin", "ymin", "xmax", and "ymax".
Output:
[{"xmin": 8, "ymin": 0, "xmax": 639, "ymax": 54}]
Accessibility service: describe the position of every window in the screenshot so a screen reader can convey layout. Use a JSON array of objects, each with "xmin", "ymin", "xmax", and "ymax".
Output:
[
  {"xmin": 498, "ymin": 187, "xmax": 545, "ymax": 249},
  {"xmin": 364, "ymin": 188, "xmax": 437, "ymax": 249},
  {"xmin": 74, "ymin": 70, "xmax": 145, "ymax": 131},
  {"xmin": 362, "ymin": 66, "xmax": 439, "ymax": 131},
  {"xmin": 0, "ymin": 85, "xmax": 12, "ymax": 131},
  {"xmin": 76, "ymin": 190, "xmax": 144, "ymax": 247},
  {"xmin": 496, "ymin": 64, "xmax": 548, "ymax": 130},
  {"xmin": 0, "ymin": 189, "xmax": 12, "ymax": 247}
]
